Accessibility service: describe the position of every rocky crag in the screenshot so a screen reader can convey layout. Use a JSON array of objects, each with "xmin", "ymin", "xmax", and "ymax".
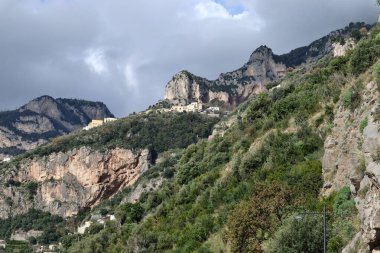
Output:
[
  {"xmin": 164, "ymin": 22, "xmax": 371, "ymax": 108},
  {"xmin": 0, "ymin": 95, "xmax": 114, "ymax": 159},
  {"xmin": 322, "ymin": 78, "xmax": 380, "ymax": 252},
  {"xmin": 0, "ymin": 147, "xmax": 150, "ymax": 218}
]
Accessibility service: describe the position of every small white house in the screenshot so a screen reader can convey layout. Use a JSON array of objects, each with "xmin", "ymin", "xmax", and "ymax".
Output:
[
  {"xmin": 104, "ymin": 118, "xmax": 117, "ymax": 123},
  {"xmin": 207, "ymin": 107, "xmax": 220, "ymax": 112},
  {"xmin": 2, "ymin": 157, "xmax": 11, "ymax": 163},
  {"xmin": 0, "ymin": 240, "xmax": 6, "ymax": 249},
  {"xmin": 77, "ymin": 221, "xmax": 93, "ymax": 234}
]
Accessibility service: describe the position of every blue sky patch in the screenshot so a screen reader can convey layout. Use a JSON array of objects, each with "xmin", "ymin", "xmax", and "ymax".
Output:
[{"xmin": 214, "ymin": 0, "xmax": 245, "ymax": 15}]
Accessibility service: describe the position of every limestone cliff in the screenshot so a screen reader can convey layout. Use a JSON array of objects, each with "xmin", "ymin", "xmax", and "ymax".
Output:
[
  {"xmin": 0, "ymin": 147, "xmax": 150, "ymax": 218},
  {"xmin": 322, "ymin": 79, "xmax": 380, "ymax": 252},
  {"xmin": 164, "ymin": 23, "xmax": 371, "ymax": 108},
  {"xmin": 164, "ymin": 46, "xmax": 285, "ymax": 107},
  {"xmin": 0, "ymin": 96, "xmax": 114, "ymax": 159}
]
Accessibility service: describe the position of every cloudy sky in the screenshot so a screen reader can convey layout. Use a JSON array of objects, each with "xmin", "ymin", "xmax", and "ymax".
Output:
[{"xmin": 0, "ymin": 0, "xmax": 378, "ymax": 116}]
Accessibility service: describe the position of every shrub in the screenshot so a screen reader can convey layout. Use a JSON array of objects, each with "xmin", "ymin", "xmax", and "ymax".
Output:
[
  {"xmin": 162, "ymin": 168, "xmax": 174, "ymax": 179},
  {"xmin": 376, "ymin": 61, "xmax": 380, "ymax": 91},
  {"xmin": 349, "ymin": 37, "xmax": 380, "ymax": 76},
  {"xmin": 115, "ymin": 203, "xmax": 144, "ymax": 224},
  {"xmin": 264, "ymin": 214, "xmax": 324, "ymax": 253},
  {"xmin": 342, "ymin": 90, "xmax": 352, "ymax": 108},
  {"xmin": 360, "ymin": 117, "xmax": 368, "ymax": 133},
  {"xmin": 25, "ymin": 181, "xmax": 38, "ymax": 200},
  {"xmin": 333, "ymin": 187, "xmax": 355, "ymax": 218}
]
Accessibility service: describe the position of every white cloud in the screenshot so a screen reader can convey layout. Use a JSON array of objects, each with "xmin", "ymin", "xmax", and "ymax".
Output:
[
  {"xmin": 124, "ymin": 61, "xmax": 139, "ymax": 90},
  {"xmin": 194, "ymin": 0, "xmax": 248, "ymax": 20},
  {"xmin": 0, "ymin": 0, "xmax": 377, "ymax": 116},
  {"xmin": 84, "ymin": 48, "xmax": 108, "ymax": 75}
]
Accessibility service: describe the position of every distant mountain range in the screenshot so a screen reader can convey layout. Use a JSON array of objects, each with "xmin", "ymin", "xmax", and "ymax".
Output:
[{"xmin": 0, "ymin": 95, "xmax": 114, "ymax": 158}]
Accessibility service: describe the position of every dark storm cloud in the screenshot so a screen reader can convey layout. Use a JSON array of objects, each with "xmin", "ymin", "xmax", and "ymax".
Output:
[{"xmin": 0, "ymin": 0, "xmax": 378, "ymax": 116}]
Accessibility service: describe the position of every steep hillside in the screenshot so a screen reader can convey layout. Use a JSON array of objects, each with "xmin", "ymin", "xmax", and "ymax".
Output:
[
  {"xmin": 164, "ymin": 22, "xmax": 371, "ymax": 108},
  {"xmin": 0, "ymin": 22, "xmax": 378, "ymax": 253},
  {"xmin": 54, "ymin": 24, "xmax": 379, "ymax": 253},
  {"xmin": 0, "ymin": 113, "xmax": 219, "ymax": 219},
  {"xmin": 0, "ymin": 95, "xmax": 114, "ymax": 158}
]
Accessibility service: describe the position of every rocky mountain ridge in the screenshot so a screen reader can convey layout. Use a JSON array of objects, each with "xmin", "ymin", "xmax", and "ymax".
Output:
[
  {"xmin": 164, "ymin": 22, "xmax": 371, "ymax": 108},
  {"xmin": 0, "ymin": 95, "xmax": 114, "ymax": 159}
]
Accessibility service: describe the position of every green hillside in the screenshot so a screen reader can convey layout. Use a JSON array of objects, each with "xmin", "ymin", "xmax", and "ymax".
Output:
[
  {"xmin": 1, "ymin": 112, "xmax": 219, "ymax": 170},
  {"xmin": 0, "ymin": 23, "xmax": 378, "ymax": 253},
  {"xmin": 59, "ymin": 24, "xmax": 380, "ymax": 253}
]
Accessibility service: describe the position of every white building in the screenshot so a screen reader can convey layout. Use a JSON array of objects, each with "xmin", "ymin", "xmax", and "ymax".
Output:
[
  {"xmin": 2, "ymin": 157, "xmax": 11, "ymax": 163},
  {"xmin": 83, "ymin": 118, "xmax": 118, "ymax": 131},
  {"xmin": 104, "ymin": 118, "xmax": 117, "ymax": 123},
  {"xmin": 170, "ymin": 102, "xmax": 203, "ymax": 113},
  {"xmin": 77, "ymin": 221, "xmax": 93, "ymax": 234},
  {"xmin": 207, "ymin": 107, "xmax": 220, "ymax": 112}
]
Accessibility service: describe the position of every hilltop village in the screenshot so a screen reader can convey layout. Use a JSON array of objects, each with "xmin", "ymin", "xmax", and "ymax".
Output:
[{"xmin": 145, "ymin": 101, "xmax": 223, "ymax": 117}]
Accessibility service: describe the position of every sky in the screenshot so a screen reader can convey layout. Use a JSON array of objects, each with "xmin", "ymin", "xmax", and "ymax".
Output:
[{"xmin": 0, "ymin": 0, "xmax": 378, "ymax": 116}]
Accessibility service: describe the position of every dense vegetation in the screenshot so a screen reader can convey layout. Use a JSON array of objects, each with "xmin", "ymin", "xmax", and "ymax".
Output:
[
  {"xmin": 0, "ymin": 112, "xmax": 219, "ymax": 170},
  {"xmin": 0, "ymin": 209, "xmax": 66, "ymax": 244},
  {"xmin": 57, "ymin": 24, "xmax": 380, "ymax": 253},
  {"xmin": 58, "ymin": 26, "xmax": 380, "ymax": 253},
  {"xmin": 2, "ymin": 23, "xmax": 378, "ymax": 252}
]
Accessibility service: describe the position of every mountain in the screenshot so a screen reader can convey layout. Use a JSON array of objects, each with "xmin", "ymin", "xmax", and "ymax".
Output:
[
  {"xmin": 0, "ymin": 21, "xmax": 379, "ymax": 253},
  {"xmin": 0, "ymin": 95, "xmax": 114, "ymax": 158},
  {"xmin": 0, "ymin": 113, "xmax": 218, "ymax": 218},
  {"xmin": 164, "ymin": 22, "xmax": 372, "ymax": 108}
]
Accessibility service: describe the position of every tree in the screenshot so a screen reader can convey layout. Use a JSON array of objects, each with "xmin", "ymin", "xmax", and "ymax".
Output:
[
  {"xmin": 115, "ymin": 203, "xmax": 144, "ymax": 224},
  {"xmin": 263, "ymin": 214, "xmax": 324, "ymax": 253},
  {"xmin": 226, "ymin": 181, "xmax": 293, "ymax": 253}
]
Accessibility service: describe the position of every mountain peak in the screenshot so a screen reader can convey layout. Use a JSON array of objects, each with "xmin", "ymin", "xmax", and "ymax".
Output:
[
  {"xmin": 0, "ymin": 96, "xmax": 114, "ymax": 158},
  {"xmin": 249, "ymin": 45, "xmax": 275, "ymax": 62},
  {"xmin": 254, "ymin": 45, "xmax": 272, "ymax": 53},
  {"xmin": 29, "ymin": 95, "xmax": 57, "ymax": 105},
  {"xmin": 34, "ymin": 95, "xmax": 55, "ymax": 101}
]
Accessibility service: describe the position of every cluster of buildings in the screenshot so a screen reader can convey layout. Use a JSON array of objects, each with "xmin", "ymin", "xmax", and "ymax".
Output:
[
  {"xmin": 155, "ymin": 102, "xmax": 203, "ymax": 113},
  {"xmin": 35, "ymin": 244, "xmax": 60, "ymax": 253},
  {"xmin": 0, "ymin": 214, "xmax": 117, "ymax": 252},
  {"xmin": 146, "ymin": 101, "xmax": 221, "ymax": 116},
  {"xmin": 83, "ymin": 117, "xmax": 117, "ymax": 131},
  {"xmin": 77, "ymin": 214, "xmax": 116, "ymax": 234},
  {"xmin": 0, "ymin": 230, "xmax": 60, "ymax": 253}
]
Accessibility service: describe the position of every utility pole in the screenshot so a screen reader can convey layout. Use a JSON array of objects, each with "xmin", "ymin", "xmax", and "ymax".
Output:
[
  {"xmin": 323, "ymin": 203, "xmax": 327, "ymax": 253},
  {"xmin": 295, "ymin": 203, "xmax": 328, "ymax": 253}
]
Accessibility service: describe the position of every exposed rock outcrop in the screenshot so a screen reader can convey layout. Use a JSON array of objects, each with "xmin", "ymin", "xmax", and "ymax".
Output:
[
  {"xmin": 164, "ymin": 23, "xmax": 371, "ymax": 108},
  {"xmin": 0, "ymin": 147, "xmax": 150, "ymax": 218},
  {"xmin": 0, "ymin": 96, "xmax": 114, "ymax": 158},
  {"xmin": 164, "ymin": 46, "xmax": 286, "ymax": 107},
  {"xmin": 333, "ymin": 38, "xmax": 356, "ymax": 57},
  {"xmin": 322, "ymin": 79, "xmax": 380, "ymax": 252}
]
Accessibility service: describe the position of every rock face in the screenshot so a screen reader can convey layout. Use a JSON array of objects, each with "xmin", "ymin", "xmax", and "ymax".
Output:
[
  {"xmin": 164, "ymin": 23, "xmax": 371, "ymax": 108},
  {"xmin": 0, "ymin": 147, "xmax": 150, "ymax": 218},
  {"xmin": 332, "ymin": 38, "xmax": 355, "ymax": 57},
  {"xmin": 164, "ymin": 46, "xmax": 286, "ymax": 107},
  {"xmin": 0, "ymin": 96, "xmax": 114, "ymax": 158},
  {"xmin": 322, "ymin": 80, "xmax": 380, "ymax": 252}
]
